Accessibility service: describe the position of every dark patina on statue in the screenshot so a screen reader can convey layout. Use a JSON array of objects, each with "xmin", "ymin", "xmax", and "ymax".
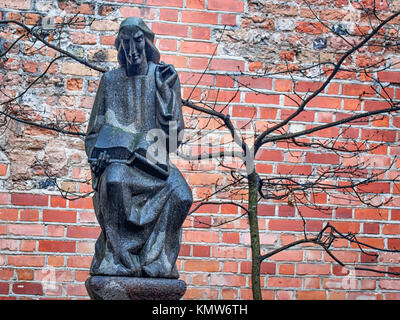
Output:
[{"xmin": 84, "ymin": 17, "xmax": 192, "ymax": 300}]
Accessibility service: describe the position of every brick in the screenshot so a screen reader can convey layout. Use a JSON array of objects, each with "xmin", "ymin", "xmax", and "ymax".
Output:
[
  {"xmin": 77, "ymin": 241, "xmax": 95, "ymax": 254},
  {"xmin": 16, "ymin": 269, "xmax": 34, "ymax": 281},
  {"xmin": 184, "ymin": 230, "xmax": 219, "ymax": 242},
  {"xmin": 184, "ymin": 260, "xmax": 219, "ymax": 272},
  {"xmin": 192, "ymin": 216, "xmax": 211, "ymax": 228},
  {"xmin": 276, "ymin": 164, "xmax": 312, "ymax": 175},
  {"xmin": 342, "ymin": 84, "xmax": 376, "ymax": 97},
  {"xmin": 8, "ymin": 255, "xmax": 45, "ymax": 267},
  {"xmin": 256, "ymin": 150, "xmax": 283, "ymax": 162},
  {"xmin": 237, "ymin": 76, "xmax": 272, "ymax": 90},
  {"xmin": 354, "ymin": 208, "xmax": 389, "ymax": 220},
  {"xmin": 67, "ymin": 78, "xmax": 83, "ymax": 91},
  {"xmin": 221, "ymin": 14, "xmax": 238, "ymax": 26},
  {"xmin": 192, "ymin": 245, "xmax": 210, "ymax": 257},
  {"xmin": 275, "ymin": 79, "xmax": 293, "ymax": 92},
  {"xmin": 0, "ymin": 239, "xmax": 18, "ymax": 251},
  {"xmin": 388, "ymin": 238, "xmax": 400, "ymax": 250},
  {"xmin": 202, "ymin": 89, "xmax": 240, "ymax": 103},
  {"xmin": 47, "ymin": 225, "xmax": 65, "ymax": 237},
  {"xmin": 61, "ymin": 62, "xmax": 99, "ymax": 77},
  {"xmin": 0, "ymin": 193, "xmax": 8, "ymax": 205},
  {"xmin": 269, "ymin": 250, "xmax": 303, "ymax": 262},
  {"xmin": 147, "ymin": 0, "xmax": 182, "ymax": 6},
  {"xmin": 68, "ymin": 197, "xmax": 94, "ymax": 209},
  {"xmin": 70, "ymin": 32, "xmax": 97, "ymax": 45},
  {"xmin": 90, "ymin": 20, "xmax": 118, "ymax": 31},
  {"xmin": 212, "ymin": 246, "xmax": 247, "ymax": 259},
  {"xmin": 210, "ymin": 274, "xmax": 246, "ymax": 287},
  {"xmin": 232, "ymin": 105, "xmax": 257, "ymax": 118},
  {"xmin": 66, "ymin": 226, "xmax": 100, "ymax": 239},
  {"xmin": 379, "ymin": 279, "xmax": 400, "ymax": 290},
  {"xmin": 152, "ymin": 23, "xmax": 188, "ymax": 38},
  {"xmin": 8, "ymin": 224, "xmax": 45, "ymax": 236},
  {"xmin": 0, "ymin": 0, "xmax": 30, "ymax": 10},
  {"xmin": 179, "ymin": 244, "xmax": 190, "ymax": 256},
  {"xmin": 188, "ymin": 57, "xmax": 208, "ymax": 70},
  {"xmin": 22, "ymin": 60, "xmax": 39, "ymax": 73},
  {"xmin": 268, "ymin": 277, "xmax": 301, "ymax": 288},
  {"xmin": 297, "ymin": 264, "xmax": 331, "ymax": 275},
  {"xmin": 20, "ymin": 240, "xmax": 36, "ymax": 252},
  {"xmin": 222, "ymin": 261, "xmax": 238, "ymax": 273},
  {"xmin": 244, "ymin": 92, "xmax": 280, "ymax": 104},
  {"xmin": 11, "ymin": 193, "xmax": 48, "ymax": 206},
  {"xmin": 378, "ymin": 71, "xmax": 400, "ymax": 84},
  {"xmin": 382, "ymin": 223, "xmax": 400, "ymax": 235},
  {"xmin": 12, "ymin": 282, "xmax": 43, "ymax": 295},
  {"xmin": 0, "ymin": 209, "xmax": 18, "ymax": 221},
  {"xmin": 306, "ymin": 152, "xmax": 340, "ymax": 164},
  {"xmin": 297, "ymin": 290, "xmax": 326, "ymax": 300},
  {"xmin": 222, "ymin": 289, "xmax": 239, "ymax": 299},
  {"xmin": 209, "ymin": 59, "xmax": 245, "ymax": 72},
  {"xmin": 65, "ymin": 284, "xmax": 88, "ymax": 296},
  {"xmin": 161, "ymin": 54, "xmax": 188, "ymax": 68},
  {"xmin": 119, "ymin": 6, "xmax": 156, "ymax": 19},
  {"xmin": 191, "ymin": 27, "xmax": 210, "ymax": 39},
  {"xmin": 39, "ymin": 240, "xmax": 76, "ymax": 253},
  {"xmin": 0, "ymin": 269, "xmax": 14, "ymax": 281},
  {"xmin": 278, "ymin": 264, "xmax": 295, "ymax": 275},
  {"xmin": 307, "ymin": 96, "xmax": 341, "ymax": 109},
  {"xmin": 222, "ymin": 232, "xmax": 239, "ymax": 244},
  {"xmin": 180, "ymin": 41, "xmax": 217, "ymax": 55},
  {"xmin": 187, "ymin": 0, "xmax": 205, "ymax": 8},
  {"xmin": 361, "ymin": 129, "xmax": 396, "ymax": 143},
  {"xmin": 43, "ymin": 210, "xmax": 77, "ymax": 223},
  {"xmin": 48, "ymin": 256, "xmax": 65, "ymax": 267},
  {"xmin": 258, "ymin": 204, "xmax": 275, "ymax": 216},
  {"xmin": 158, "ymin": 39, "xmax": 178, "ymax": 52},
  {"xmin": 182, "ymin": 11, "xmax": 218, "ymax": 24},
  {"xmin": 59, "ymin": 2, "xmax": 94, "ymax": 14},
  {"xmin": 188, "ymin": 172, "xmax": 224, "ymax": 186},
  {"xmin": 364, "ymin": 222, "xmax": 380, "ymax": 234},
  {"xmin": 20, "ymin": 209, "xmax": 39, "ymax": 221},
  {"xmin": 207, "ymin": 0, "xmax": 244, "ymax": 12},
  {"xmin": 241, "ymin": 261, "xmax": 275, "ymax": 274},
  {"xmin": 67, "ymin": 256, "xmax": 92, "ymax": 268},
  {"xmin": 357, "ymin": 182, "xmax": 391, "ymax": 194},
  {"xmin": 159, "ymin": 9, "xmax": 178, "ymax": 22}
]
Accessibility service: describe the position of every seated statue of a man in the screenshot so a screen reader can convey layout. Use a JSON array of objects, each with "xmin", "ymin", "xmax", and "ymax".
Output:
[{"xmin": 85, "ymin": 17, "xmax": 193, "ymax": 279}]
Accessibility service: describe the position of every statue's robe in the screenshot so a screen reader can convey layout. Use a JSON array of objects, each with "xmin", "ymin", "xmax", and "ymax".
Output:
[{"xmin": 85, "ymin": 61, "xmax": 192, "ymax": 278}]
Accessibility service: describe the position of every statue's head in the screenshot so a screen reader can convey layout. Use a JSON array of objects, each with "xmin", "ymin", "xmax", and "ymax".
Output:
[{"xmin": 115, "ymin": 17, "xmax": 160, "ymax": 70}]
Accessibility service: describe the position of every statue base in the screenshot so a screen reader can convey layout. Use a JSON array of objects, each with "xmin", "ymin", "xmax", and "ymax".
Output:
[{"xmin": 85, "ymin": 276, "xmax": 187, "ymax": 300}]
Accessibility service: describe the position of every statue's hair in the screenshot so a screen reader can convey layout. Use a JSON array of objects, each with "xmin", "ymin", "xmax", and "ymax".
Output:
[{"xmin": 115, "ymin": 26, "xmax": 160, "ymax": 66}]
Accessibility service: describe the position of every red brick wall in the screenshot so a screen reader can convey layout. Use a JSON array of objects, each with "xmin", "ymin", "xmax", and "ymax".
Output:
[{"xmin": 0, "ymin": 0, "xmax": 400, "ymax": 300}]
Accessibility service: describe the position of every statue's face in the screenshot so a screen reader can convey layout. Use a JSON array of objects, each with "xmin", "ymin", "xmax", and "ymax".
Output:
[{"xmin": 118, "ymin": 27, "xmax": 146, "ymax": 68}]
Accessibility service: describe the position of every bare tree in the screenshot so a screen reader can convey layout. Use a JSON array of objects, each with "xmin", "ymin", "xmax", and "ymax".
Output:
[{"xmin": 179, "ymin": 1, "xmax": 400, "ymax": 299}]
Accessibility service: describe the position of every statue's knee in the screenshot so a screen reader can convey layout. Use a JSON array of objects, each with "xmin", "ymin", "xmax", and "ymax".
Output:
[{"xmin": 102, "ymin": 163, "xmax": 130, "ymax": 188}]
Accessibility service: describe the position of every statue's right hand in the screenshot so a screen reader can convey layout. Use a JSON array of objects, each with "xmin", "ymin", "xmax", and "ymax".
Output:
[{"xmin": 90, "ymin": 151, "xmax": 110, "ymax": 175}]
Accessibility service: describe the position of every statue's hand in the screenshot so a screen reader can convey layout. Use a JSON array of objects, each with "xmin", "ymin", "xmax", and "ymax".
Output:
[
  {"xmin": 155, "ymin": 65, "xmax": 177, "ymax": 105},
  {"xmin": 90, "ymin": 151, "xmax": 110, "ymax": 176}
]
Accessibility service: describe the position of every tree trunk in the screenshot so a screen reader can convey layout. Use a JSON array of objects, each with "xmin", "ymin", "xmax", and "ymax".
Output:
[{"xmin": 247, "ymin": 170, "xmax": 262, "ymax": 300}]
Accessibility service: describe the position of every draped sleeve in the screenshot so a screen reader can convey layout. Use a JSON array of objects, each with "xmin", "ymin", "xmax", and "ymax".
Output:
[
  {"xmin": 154, "ymin": 63, "xmax": 184, "ymax": 154},
  {"xmin": 85, "ymin": 74, "xmax": 107, "ymax": 158}
]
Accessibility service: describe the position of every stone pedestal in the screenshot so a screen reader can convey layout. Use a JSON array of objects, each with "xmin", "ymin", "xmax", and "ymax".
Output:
[{"xmin": 85, "ymin": 276, "xmax": 187, "ymax": 300}]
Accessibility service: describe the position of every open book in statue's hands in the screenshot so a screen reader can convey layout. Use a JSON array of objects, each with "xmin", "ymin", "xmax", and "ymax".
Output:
[
  {"xmin": 88, "ymin": 125, "xmax": 169, "ymax": 179},
  {"xmin": 88, "ymin": 125, "xmax": 144, "ymax": 164}
]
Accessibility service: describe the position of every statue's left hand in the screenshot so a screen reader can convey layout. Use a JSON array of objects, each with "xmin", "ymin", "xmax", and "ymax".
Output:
[
  {"xmin": 155, "ymin": 65, "xmax": 177, "ymax": 106},
  {"xmin": 90, "ymin": 151, "xmax": 110, "ymax": 176}
]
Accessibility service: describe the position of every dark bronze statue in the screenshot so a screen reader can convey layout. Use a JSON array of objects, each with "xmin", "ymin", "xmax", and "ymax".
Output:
[{"xmin": 85, "ymin": 17, "xmax": 192, "ymax": 279}]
